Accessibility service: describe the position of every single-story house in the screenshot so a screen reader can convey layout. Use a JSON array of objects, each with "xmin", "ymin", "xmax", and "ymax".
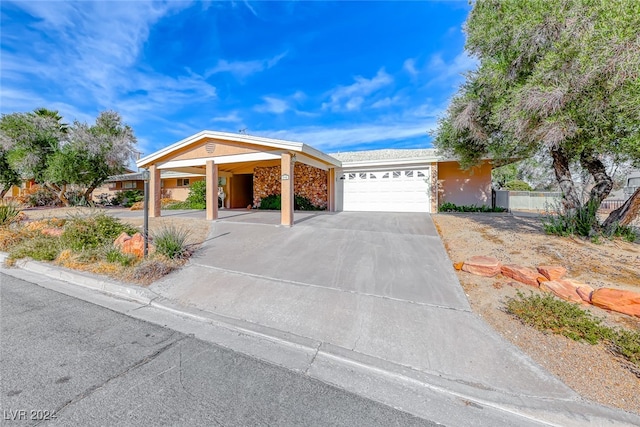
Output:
[{"xmin": 134, "ymin": 130, "xmax": 492, "ymax": 226}]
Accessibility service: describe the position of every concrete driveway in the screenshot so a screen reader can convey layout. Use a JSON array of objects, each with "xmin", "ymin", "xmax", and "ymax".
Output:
[{"xmin": 151, "ymin": 211, "xmax": 576, "ymax": 401}]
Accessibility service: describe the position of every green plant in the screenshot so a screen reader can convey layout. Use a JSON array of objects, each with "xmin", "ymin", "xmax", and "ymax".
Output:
[
  {"xmin": 0, "ymin": 202, "xmax": 21, "ymax": 226},
  {"xmin": 61, "ymin": 213, "xmax": 137, "ymax": 251},
  {"xmin": 607, "ymin": 222, "xmax": 638, "ymax": 243},
  {"xmin": 505, "ymin": 291, "xmax": 640, "ymax": 369},
  {"xmin": 542, "ymin": 200, "xmax": 600, "ymax": 238},
  {"xmin": 9, "ymin": 235, "xmax": 60, "ymax": 261},
  {"xmin": 258, "ymin": 194, "xmax": 324, "ymax": 210},
  {"xmin": 65, "ymin": 189, "xmax": 91, "ymax": 207},
  {"xmin": 112, "ymin": 189, "xmax": 143, "ymax": 207},
  {"xmin": 503, "ymin": 180, "xmax": 533, "ymax": 191},
  {"xmin": 106, "ymin": 248, "xmax": 137, "ymax": 267},
  {"xmin": 153, "ymin": 225, "xmax": 190, "ymax": 259},
  {"xmin": 258, "ymin": 194, "xmax": 281, "ymax": 210},
  {"xmin": 438, "ymin": 202, "xmax": 506, "ymax": 213},
  {"xmin": 185, "ymin": 180, "xmax": 206, "ymax": 206}
]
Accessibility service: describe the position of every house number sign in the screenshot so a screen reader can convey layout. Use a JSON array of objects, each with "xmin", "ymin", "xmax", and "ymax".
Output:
[{"xmin": 281, "ymin": 174, "xmax": 290, "ymax": 180}]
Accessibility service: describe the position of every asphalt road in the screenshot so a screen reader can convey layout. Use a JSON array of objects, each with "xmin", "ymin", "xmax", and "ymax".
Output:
[{"xmin": 0, "ymin": 273, "xmax": 436, "ymax": 427}]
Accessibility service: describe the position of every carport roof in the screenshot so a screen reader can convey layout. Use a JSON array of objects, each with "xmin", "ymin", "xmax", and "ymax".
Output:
[{"xmin": 137, "ymin": 130, "xmax": 341, "ymax": 169}]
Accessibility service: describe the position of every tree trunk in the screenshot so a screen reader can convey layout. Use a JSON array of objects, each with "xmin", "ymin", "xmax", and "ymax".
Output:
[
  {"xmin": 602, "ymin": 187, "xmax": 640, "ymax": 229},
  {"xmin": 45, "ymin": 183, "xmax": 69, "ymax": 206},
  {"xmin": 550, "ymin": 147, "xmax": 581, "ymax": 211},
  {"xmin": 0, "ymin": 185, "xmax": 9, "ymax": 199},
  {"xmin": 580, "ymin": 151, "xmax": 613, "ymax": 208},
  {"xmin": 83, "ymin": 180, "xmax": 100, "ymax": 204}
]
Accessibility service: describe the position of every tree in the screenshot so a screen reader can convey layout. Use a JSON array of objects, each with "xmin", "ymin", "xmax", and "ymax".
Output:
[
  {"xmin": 47, "ymin": 111, "xmax": 137, "ymax": 203},
  {"xmin": 0, "ymin": 109, "xmax": 137, "ymax": 206},
  {"xmin": 0, "ymin": 148, "xmax": 21, "ymax": 199},
  {"xmin": 434, "ymin": 0, "xmax": 640, "ymax": 231}
]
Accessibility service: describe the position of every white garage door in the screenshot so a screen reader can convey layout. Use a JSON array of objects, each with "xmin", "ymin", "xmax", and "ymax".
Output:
[{"xmin": 343, "ymin": 169, "xmax": 431, "ymax": 212}]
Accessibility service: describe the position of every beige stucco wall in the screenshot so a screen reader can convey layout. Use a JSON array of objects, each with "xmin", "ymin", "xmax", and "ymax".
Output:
[{"xmin": 438, "ymin": 160, "xmax": 492, "ymax": 207}]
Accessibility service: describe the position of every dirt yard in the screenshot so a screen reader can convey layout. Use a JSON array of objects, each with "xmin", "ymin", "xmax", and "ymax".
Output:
[{"xmin": 432, "ymin": 213, "xmax": 640, "ymax": 414}]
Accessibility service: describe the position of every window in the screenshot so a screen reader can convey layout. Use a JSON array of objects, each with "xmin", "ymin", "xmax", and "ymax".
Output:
[
  {"xmin": 405, "ymin": 170, "xmax": 414, "ymax": 178},
  {"xmin": 123, "ymin": 181, "xmax": 136, "ymax": 189},
  {"xmin": 417, "ymin": 171, "xmax": 426, "ymax": 177},
  {"xmin": 177, "ymin": 178, "xmax": 190, "ymax": 187},
  {"xmin": 392, "ymin": 171, "xmax": 401, "ymax": 179},
  {"xmin": 382, "ymin": 172, "xmax": 389, "ymax": 179},
  {"xmin": 359, "ymin": 173, "xmax": 367, "ymax": 180},
  {"xmin": 348, "ymin": 173, "xmax": 356, "ymax": 180},
  {"xmin": 369, "ymin": 173, "xmax": 377, "ymax": 179}
]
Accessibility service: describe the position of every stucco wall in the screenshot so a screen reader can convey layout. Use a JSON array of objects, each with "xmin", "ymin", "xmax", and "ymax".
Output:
[
  {"xmin": 253, "ymin": 163, "xmax": 328, "ymax": 208},
  {"xmin": 438, "ymin": 160, "xmax": 492, "ymax": 207}
]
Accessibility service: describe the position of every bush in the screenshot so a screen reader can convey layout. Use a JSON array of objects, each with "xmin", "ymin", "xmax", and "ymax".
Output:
[
  {"xmin": 258, "ymin": 194, "xmax": 324, "ymax": 211},
  {"xmin": 106, "ymin": 248, "xmax": 137, "ymax": 267},
  {"xmin": 438, "ymin": 202, "xmax": 507, "ymax": 213},
  {"xmin": 65, "ymin": 189, "xmax": 91, "ymax": 207},
  {"xmin": 20, "ymin": 186, "xmax": 60, "ymax": 207},
  {"xmin": 153, "ymin": 225, "xmax": 190, "ymax": 259},
  {"xmin": 542, "ymin": 200, "xmax": 600, "ymax": 238},
  {"xmin": 503, "ymin": 180, "xmax": 533, "ymax": 191},
  {"xmin": 186, "ymin": 180, "xmax": 206, "ymax": 206},
  {"xmin": 9, "ymin": 235, "xmax": 60, "ymax": 261},
  {"xmin": 606, "ymin": 222, "xmax": 638, "ymax": 243},
  {"xmin": 506, "ymin": 291, "xmax": 640, "ymax": 368},
  {"xmin": 112, "ymin": 190, "xmax": 143, "ymax": 207},
  {"xmin": 0, "ymin": 202, "xmax": 21, "ymax": 226},
  {"xmin": 61, "ymin": 213, "xmax": 138, "ymax": 251}
]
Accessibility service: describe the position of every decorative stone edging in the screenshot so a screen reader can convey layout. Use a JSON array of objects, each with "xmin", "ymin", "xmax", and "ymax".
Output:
[{"xmin": 456, "ymin": 255, "xmax": 640, "ymax": 318}]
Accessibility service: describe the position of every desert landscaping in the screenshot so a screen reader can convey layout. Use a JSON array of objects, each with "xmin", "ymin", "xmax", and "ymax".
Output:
[{"xmin": 433, "ymin": 212, "xmax": 640, "ymax": 414}]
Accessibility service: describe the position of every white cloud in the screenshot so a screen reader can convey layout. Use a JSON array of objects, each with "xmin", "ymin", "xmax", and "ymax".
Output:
[
  {"xmin": 322, "ymin": 69, "xmax": 393, "ymax": 112},
  {"xmin": 255, "ymin": 97, "xmax": 290, "ymax": 114},
  {"xmin": 212, "ymin": 112, "xmax": 243, "ymax": 123},
  {"xmin": 371, "ymin": 96, "xmax": 402, "ymax": 109},
  {"xmin": 0, "ymin": 1, "xmax": 216, "ymax": 128},
  {"xmin": 206, "ymin": 51, "xmax": 287, "ymax": 79},
  {"xmin": 403, "ymin": 58, "xmax": 419, "ymax": 77}
]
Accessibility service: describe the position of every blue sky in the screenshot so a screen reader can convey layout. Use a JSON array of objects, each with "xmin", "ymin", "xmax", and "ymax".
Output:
[{"xmin": 1, "ymin": 1, "xmax": 475, "ymax": 157}]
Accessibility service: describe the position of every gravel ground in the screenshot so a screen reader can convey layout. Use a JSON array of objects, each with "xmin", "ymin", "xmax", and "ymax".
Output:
[{"xmin": 432, "ymin": 212, "xmax": 640, "ymax": 415}]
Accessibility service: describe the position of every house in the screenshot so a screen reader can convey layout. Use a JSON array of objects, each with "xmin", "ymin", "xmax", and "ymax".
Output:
[{"xmin": 135, "ymin": 130, "xmax": 492, "ymax": 226}]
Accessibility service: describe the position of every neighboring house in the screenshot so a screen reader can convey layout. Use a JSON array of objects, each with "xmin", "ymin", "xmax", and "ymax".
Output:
[
  {"xmin": 135, "ymin": 130, "xmax": 492, "ymax": 226},
  {"xmin": 92, "ymin": 170, "xmax": 207, "ymax": 203}
]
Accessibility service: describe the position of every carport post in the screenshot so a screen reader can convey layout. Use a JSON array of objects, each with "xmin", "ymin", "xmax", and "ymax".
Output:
[
  {"xmin": 281, "ymin": 152, "xmax": 294, "ymax": 226},
  {"xmin": 206, "ymin": 160, "xmax": 219, "ymax": 221},
  {"xmin": 149, "ymin": 165, "xmax": 161, "ymax": 218}
]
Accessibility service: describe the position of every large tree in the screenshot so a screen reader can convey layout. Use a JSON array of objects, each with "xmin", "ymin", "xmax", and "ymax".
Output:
[
  {"xmin": 435, "ymin": 0, "xmax": 640, "ymax": 230},
  {"xmin": 0, "ymin": 109, "xmax": 137, "ymax": 205}
]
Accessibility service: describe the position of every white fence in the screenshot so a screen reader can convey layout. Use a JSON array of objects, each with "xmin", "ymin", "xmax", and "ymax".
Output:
[{"xmin": 495, "ymin": 190, "xmax": 562, "ymax": 211}]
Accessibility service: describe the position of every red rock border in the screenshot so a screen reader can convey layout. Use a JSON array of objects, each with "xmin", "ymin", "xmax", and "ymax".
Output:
[{"xmin": 456, "ymin": 257, "xmax": 640, "ymax": 318}]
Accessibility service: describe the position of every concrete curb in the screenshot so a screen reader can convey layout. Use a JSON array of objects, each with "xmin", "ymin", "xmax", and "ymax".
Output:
[{"xmin": 2, "ymin": 253, "xmax": 639, "ymax": 426}]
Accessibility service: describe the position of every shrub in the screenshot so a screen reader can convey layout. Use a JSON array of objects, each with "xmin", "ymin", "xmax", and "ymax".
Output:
[
  {"xmin": 9, "ymin": 235, "xmax": 60, "ymax": 261},
  {"xmin": 438, "ymin": 202, "xmax": 507, "ymax": 213},
  {"xmin": 503, "ymin": 180, "xmax": 533, "ymax": 191},
  {"xmin": 61, "ymin": 213, "xmax": 138, "ymax": 251},
  {"xmin": 0, "ymin": 202, "xmax": 21, "ymax": 226},
  {"xmin": 606, "ymin": 222, "xmax": 638, "ymax": 243},
  {"xmin": 259, "ymin": 194, "xmax": 281, "ymax": 210},
  {"xmin": 258, "ymin": 194, "xmax": 324, "ymax": 210},
  {"xmin": 186, "ymin": 180, "xmax": 206, "ymax": 206},
  {"xmin": 127, "ymin": 259, "xmax": 175, "ymax": 283},
  {"xmin": 65, "ymin": 189, "xmax": 91, "ymax": 207},
  {"xmin": 541, "ymin": 200, "xmax": 600, "ymax": 238},
  {"xmin": 19, "ymin": 186, "xmax": 60, "ymax": 207},
  {"xmin": 506, "ymin": 291, "xmax": 640, "ymax": 368},
  {"xmin": 112, "ymin": 190, "xmax": 143, "ymax": 207},
  {"xmin": 153, "ymin": 225, "xmax": 190, "ymax": 259},
  {"xmin": 106, "ymin": 248, "xmax": 137, "ymax": 267}
]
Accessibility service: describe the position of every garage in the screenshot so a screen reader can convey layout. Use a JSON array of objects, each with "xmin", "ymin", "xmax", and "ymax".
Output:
[{"xmin": 342, "ymin": 168, "xmax": 431, "ymax": 212}]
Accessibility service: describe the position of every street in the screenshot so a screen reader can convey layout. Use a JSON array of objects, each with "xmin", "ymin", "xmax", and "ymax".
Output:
[{"xmin": 0, "ymin": 273, "xmax": 435, "ymax": 426}]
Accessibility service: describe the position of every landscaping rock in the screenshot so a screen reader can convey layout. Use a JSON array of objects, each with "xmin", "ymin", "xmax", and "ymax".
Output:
[
  {"xmin": 461, "ymin": 256, "xmax": 501, "ymax": 277},
  {"xmin": 114, "ymin": 232, "xmax": 131, "ymax": 247},
  {"xmin": 500, "ymin": 264, "xmax": 542, "ymax": 287},
  {"xmin": 537, "ymin": 265, "xmax": 567, "ymax": 281},
  {"xmin": 539, "ymin": 280, "xmax": 585, "ymax": 304},
  {"xmin": 453, "ymin": 261, "xmax": 464, "ymax": 271},
  {"xmin": 591, "ymin": 288, "xmax": 640, "ymax": 318},
  {"xmin": 120, "ymin": 232, "xmax": 154, "ymax": 258},
  {"xmin": 576, "ymin": 285, "xmax": 594, "ymax": 303}
]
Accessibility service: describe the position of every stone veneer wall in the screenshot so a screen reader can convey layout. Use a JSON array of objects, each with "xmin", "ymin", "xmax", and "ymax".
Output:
[{"xmin": 253, "ymin": 163, "xmax": 328, "ymax": 209}]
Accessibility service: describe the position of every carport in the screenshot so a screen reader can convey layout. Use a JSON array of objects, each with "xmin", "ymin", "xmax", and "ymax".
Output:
[{"xmin": 136, "ymin": 131, "xmax": 341, "ymax": 226}]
